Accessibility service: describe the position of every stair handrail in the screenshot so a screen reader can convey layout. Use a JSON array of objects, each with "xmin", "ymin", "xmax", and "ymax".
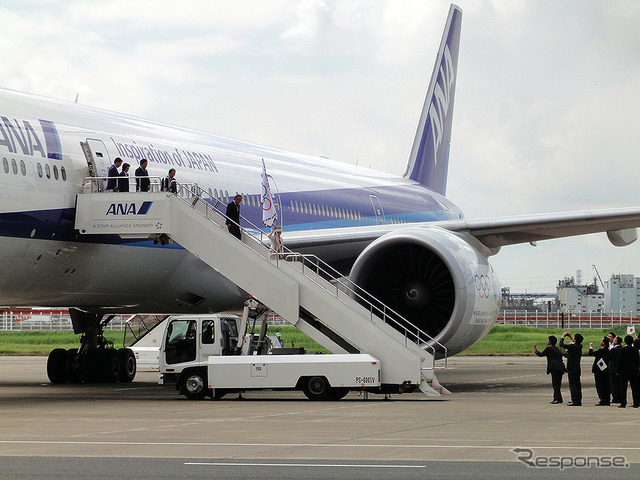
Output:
[{"xmin": 170, "ymin": 182, "xmax": 447, "ymax": 366}]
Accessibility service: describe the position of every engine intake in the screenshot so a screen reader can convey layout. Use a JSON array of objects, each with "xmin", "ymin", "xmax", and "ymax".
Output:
[{"xmin": 349, "ymin": 226, "xmax": 500, "ymax": 356}]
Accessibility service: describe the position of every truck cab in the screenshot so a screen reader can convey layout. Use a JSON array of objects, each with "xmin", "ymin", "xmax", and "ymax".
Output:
[{"xmin": 159, "ymin": 314, "xmax": 242, "ymax": 397}]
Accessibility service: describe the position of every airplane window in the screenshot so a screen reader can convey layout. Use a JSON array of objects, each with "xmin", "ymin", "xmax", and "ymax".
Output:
[
  {"xmin": 53, "ymin": 165, "xmax": 59, "ymax": 180},
  {"xmin": 214, "ymin": 188, "xmax": 218, "ymax": 199},
  {"xmin": 61, "ymin": 166, "xmax": 67, "ymax": 181},
  {"xmin": 45, "ymin": 164, "xmax": 51, "ymax": 179},
  {"xmin": 2, "ymin": 158, "xmax": 8, "ymax": 174},
  {"xmin": 224, "ymin": 190, "xmax": 229, "ymax": 203},
  {"xmin": 37, "ymin": 163, "xmax": 43, "ymax": 178},
  {"xmin": 11, "ymin": 158, "xmax": 18, "ymax": 175},
  {"xmin": 20, "ymin": 160, "xmax": 26, "ymax": 176}
]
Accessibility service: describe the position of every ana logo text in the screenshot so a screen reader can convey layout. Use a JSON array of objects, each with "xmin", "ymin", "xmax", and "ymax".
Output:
[{"xmin": 105, "ymin": 201, "xmax": 153, "ymax": 216}]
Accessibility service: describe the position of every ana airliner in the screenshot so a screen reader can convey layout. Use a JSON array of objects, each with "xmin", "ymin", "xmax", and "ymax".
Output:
[{"xmin": 1, "ymin": 5, "xmax": 639, "ymax": 382}]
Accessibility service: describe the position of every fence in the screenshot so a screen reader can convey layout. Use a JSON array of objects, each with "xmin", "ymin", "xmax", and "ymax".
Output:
[
  {"xmin": 498, "ymin": 310, "xmax": 640, "ymax": 329},
  {"xmin": 0, "ymin": 311, "xmax": 128, "ymax": 332}
]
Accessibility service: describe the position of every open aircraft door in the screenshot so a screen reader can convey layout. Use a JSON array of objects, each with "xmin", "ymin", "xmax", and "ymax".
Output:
[{"xmin": 80, "ymin": 138, "xmax": 112, "ymax": 192}]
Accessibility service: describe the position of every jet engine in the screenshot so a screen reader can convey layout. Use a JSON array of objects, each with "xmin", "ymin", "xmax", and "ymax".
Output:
[{"xmin": 349, "ymin": 226, "xmax": 501, "ymax": 356}]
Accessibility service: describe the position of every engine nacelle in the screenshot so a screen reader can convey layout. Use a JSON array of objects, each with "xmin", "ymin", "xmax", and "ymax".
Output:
[{"xmin": 349, "ymin": 226, "xmax": 501, "ymax": 356}]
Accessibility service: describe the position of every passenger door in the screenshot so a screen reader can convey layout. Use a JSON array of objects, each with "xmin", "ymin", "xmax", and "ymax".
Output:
[{"xmin": 80, "ymin": 138, "xmax": 112, "ymax": 191}]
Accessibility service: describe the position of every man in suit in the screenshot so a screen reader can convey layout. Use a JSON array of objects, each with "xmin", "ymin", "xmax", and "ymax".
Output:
[
  {"xmin": 534, "ymin": 335, "xmax": 565, "ymax": 404},
  {"xmin": 617, "ymin": 335, "xmax": 640, "ymax": 408},
  {"xmin": 609, "ymin": 336, "xmax": 623, "ymax": 403},
  {"xmin": 135, "ymin": 159, "xmax": 151, "ymax": 192},
  {"xmin": 106, "ymin": 157, "xmax": 122, "ymax": 191},
  {"xmin": 588, "ymin": 337, "xmax": 610, "ymax": 405},
  {"xmin": 225, "ymin": 194, "xmax": 243, "ymax": 240},
  {"xmin": 559, "ymin": 332, "xmax": 583, "ymax": 406}
]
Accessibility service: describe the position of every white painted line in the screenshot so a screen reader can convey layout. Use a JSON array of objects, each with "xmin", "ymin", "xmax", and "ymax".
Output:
[
  {"xmin": 185, "ymin": 462, "xmax": 425, "ymax": 469},
  {"xmin": 1, "ymin": 440, "xmax": 640, "ymax": 451}
]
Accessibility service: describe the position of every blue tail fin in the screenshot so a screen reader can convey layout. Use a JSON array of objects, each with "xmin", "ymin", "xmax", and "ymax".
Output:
[{"xmin": 403, "ymin": 4, "xmax": 462, "ymax": 196}]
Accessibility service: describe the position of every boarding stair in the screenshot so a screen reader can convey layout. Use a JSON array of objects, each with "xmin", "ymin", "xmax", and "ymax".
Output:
[{"xmin": 75, "ymin": 180, "xmax": 448, "ymax": 395}]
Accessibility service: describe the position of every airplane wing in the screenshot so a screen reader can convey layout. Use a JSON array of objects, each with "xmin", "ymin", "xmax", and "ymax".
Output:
[
  {"xmin": 442, "ymin": 207, "xmax": 640, "ymax": 249},
  {"xmin": 283, "ymin": 206, "xmax": 640, "ymax": 255}
]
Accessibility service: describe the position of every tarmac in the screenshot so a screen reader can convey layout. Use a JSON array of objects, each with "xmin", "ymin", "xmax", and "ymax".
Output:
[{"xmin": 0, "ymin": 355, "xmax": 638, "ymax": 478}]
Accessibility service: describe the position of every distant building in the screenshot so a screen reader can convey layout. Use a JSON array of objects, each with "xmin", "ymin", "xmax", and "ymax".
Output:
[
  {"xmin": 604, "ymin": 274, "xmax": 640, "ymax": 314},
  {"xmin": 500, "ymin": 287, "xmax": 556, "ymax": 312},
  {"xmin": 556, "ymin": 277, "xmax": 603, "ymax": 314}
]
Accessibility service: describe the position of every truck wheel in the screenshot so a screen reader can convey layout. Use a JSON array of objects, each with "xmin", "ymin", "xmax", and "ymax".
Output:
[
  {"xmin": 329, "ymin": 387, "xmax": 349, "ymax": 400},
  {"xmin": 182, "ymin": 370, "xmax": 208, "ymax": 400},
  {"xmin": 302, "ymin": 376, "xmax": 331, "ymax": 401},
  {"xmin": 47, "ymin": 348, "xmax": 68, "ymax": 384},
  {"xmin": 213, "ymin": 389, "xmax": 227, "ymax": 400}
]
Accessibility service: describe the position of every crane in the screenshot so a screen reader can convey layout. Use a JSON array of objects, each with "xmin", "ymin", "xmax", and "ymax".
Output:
[{"xmin": 592, "ymin": 264, "xmax": 605, "ymax": 290}]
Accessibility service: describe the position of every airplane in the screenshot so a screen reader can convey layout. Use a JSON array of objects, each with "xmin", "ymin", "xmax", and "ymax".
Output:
[{"xmin": 1, "ymin": 4, "xmax": 640, "ymax": 383}]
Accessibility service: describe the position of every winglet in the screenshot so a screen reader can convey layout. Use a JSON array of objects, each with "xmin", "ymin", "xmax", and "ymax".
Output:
[{"xmin": 403, "ymin": 4, "xmax": 462, "ymax": 196}]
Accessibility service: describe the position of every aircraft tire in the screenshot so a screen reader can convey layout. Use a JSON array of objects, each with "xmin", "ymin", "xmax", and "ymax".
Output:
[
  {"xmin": 181, "ymin": 370, "xmax": 208, "ymax": 400},
  {"xmin": 103, "ymin": 348, "xmax": 121, "ymax": 383},
  {"xmin": 81, "ymin": 349, "xmax": 104, "ymax": 383},
  {"xmin": 47, "ymin": 348, "xmax": 68, "ymax": 384},
  {"xmin": 66, "ymin": 348, "xmax": 83, "ymax": 383},
  {"xmin": 302, "ymin": 376, "xmax": 331, "ymax": 401},
  {"xmin": 118, "ymin": 348, "xmax": 136, "ymax": 382}
]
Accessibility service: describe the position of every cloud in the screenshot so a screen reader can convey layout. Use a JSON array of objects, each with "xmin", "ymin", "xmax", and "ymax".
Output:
[{"xmin": 1, "ymin": 0, "xmax": 639, "ymax": 293}]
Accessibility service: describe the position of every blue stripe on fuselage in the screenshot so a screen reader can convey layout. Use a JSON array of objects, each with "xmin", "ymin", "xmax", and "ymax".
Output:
[{"xmin": 0, "ymin": 183, "xmax": 461, "ymax": 245}]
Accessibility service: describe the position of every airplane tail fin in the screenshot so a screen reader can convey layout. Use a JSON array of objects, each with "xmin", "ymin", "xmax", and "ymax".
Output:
[{"xmin": 403, "ymin": 4, "xmax": 462, "ymax": 196}]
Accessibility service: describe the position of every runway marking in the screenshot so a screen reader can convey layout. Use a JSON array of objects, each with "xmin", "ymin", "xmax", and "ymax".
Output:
[
  {"xmin": 185, "ymin": 462, "xmax": 425, "ymax": 469},
  {"xmin": 70, "ymin": 403, "xmax": 364, "ymax": 438},
  {"xmin": 2, "ymin": 440, "xmax": 640, "ymax": 451},
  {"xmin": 469, "ymin": 373, "xmax": 541, "ymax": 383}
]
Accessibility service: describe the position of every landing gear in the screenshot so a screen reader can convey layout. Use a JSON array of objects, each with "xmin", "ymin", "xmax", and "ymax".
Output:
[
  {"xmin": 46, "ymin": 348, "xmax": 69, "ymax": 384},
  {"xmin": 118, "ymin": 348, "xmax": 136, "ymax": 382},
  {"xmin": 45, "ymin": 309, "xmax": 137, "ymax": 384}
]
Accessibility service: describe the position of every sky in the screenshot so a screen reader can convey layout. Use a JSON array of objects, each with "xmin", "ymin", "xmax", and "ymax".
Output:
[{"xmin": 1, "ymin": 0, "xmax": 640, "ymax": 293}]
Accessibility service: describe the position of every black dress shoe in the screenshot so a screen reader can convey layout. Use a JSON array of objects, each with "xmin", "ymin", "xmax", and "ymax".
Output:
[
  {"xmin": 618, "ymin": 404, "xmax": 626, "ymax": 408},
  {"xmin": 550, "ymin": 400, "xmax": 562, "ymax": 404},
  {"xmin": 595, "ymin": 402, "xmax": 610, "ymax": 406},
  {"xmin": 567, "ymin": 402, "xmax": 581, "ymax": 406}
]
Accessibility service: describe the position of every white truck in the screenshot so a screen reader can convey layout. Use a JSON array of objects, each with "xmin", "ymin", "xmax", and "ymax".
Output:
[{"xmin": 157, "ymin": 310, "xmax": 381, "ymax": 401}]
